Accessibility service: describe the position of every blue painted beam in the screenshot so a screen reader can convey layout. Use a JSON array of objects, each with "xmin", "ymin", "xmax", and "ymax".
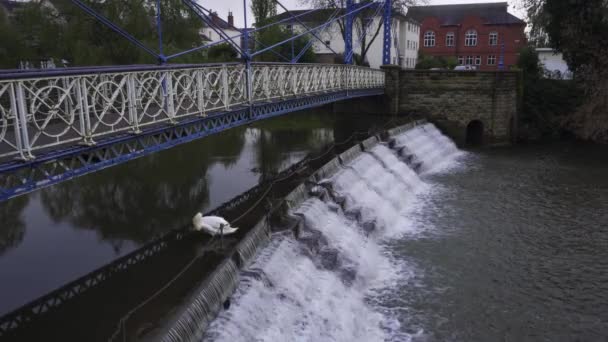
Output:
[
  {"xmin": 345, "ymin": 0, "xmax": 354, "ymax": 64},
  {"xmin": 382, "ymin": 0, "xmax": 392, "ymax": 65}
]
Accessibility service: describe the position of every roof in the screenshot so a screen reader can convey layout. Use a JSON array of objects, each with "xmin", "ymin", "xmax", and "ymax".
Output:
[
  {"xmin": 204, "ymin": 12, "xmax": 240, "ymax": 31},
  {"xmin": 406, "ymin": 2, "xmax": 525, "ymax": 26}
]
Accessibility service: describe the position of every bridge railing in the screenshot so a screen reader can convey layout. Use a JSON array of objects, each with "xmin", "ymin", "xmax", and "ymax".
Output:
[{"xmin": 0, "ymin": 63, "xmax": 384, "ymax": 161}]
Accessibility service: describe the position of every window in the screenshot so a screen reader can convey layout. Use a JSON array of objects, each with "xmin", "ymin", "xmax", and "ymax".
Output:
[
  {"xmin": 458, "ymin": 56, "xmax": 464, "ymax": 65},
  {"xmin": 446, "ymin": 32, "xmax": 455, "ymax": 47},
  {"xmin": 407, "ymin": 40, "xmax": 411, "ymax": 49},
  {"xmin": 324, "ymin": 40, "xmax": 330, "ymax": 47},
  {"xmin": 424, "ymin": 31, "xmax": 435, "ymax": 47},
  {"xmin": 286, "ymin": 24, "xmax": 292, "ymax": 31},
  {"xmin": 465, "ymin": 29, "xmax": 477, "ymax": 46},
  {"xmin": 466, "ymin": 56, "xmax": 474, "ymax": 65},
  {"xmin": 487, "ymin": 55, "xmax": 496, "ymax": 65},
  {"xmin": 475, "ymin": 56, "xmax": 481, "ymax": 65},
  {"xmin": 489, "ymin": 32, "xmax": 498, "ymax": 46}
]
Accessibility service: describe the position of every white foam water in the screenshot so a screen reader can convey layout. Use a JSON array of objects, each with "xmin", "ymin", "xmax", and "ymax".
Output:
[
  {"xmin": 204, "ymin": 199, "xmax": 398, "ymax": 342},
  {"xmin": 393, "ymin": 123, "xmax": 460, "ymax": 173},
  {"xmin": 203, "ymin": 123, "xmax": 461, "ymax": 342}
]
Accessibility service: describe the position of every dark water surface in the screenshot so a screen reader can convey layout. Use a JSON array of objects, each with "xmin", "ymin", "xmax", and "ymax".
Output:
[
  {"xmin": 396, "ymin": 143, "xmax": 608, "ymax": 341},
  {"xmin": 0, "ymin": 109, "xmax": 389, "ymax": 316}
]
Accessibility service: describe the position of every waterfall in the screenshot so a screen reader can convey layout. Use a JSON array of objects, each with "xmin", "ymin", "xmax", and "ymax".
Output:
[
  {"xmin": 392, "ymin": 123, "xmax": 460, "ymax": 173},
  {"xmin": 199, "ymin": 122, "xmax": 460, "ymax": 342},
  {"xmin": 162, "ymin": 260, "xmax": 239, "ymax": 342}
]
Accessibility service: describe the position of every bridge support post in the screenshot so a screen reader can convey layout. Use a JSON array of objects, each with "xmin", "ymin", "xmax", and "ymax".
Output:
[
  {"xmin": 380, "ymin": 65, "xmax": 400, "ymax": 115},
  {"xmin": 344, "ymin": 0, "xmax": 353, "ymax": 64},
  {"xmin": 382, "ymin": 0, "xmax": 392, "ymax": 65}
]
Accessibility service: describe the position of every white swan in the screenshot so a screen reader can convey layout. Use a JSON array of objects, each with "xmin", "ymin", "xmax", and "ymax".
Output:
[{"xmin": 192, "ymin": 213, "xmax": 239, "ymax": 236}]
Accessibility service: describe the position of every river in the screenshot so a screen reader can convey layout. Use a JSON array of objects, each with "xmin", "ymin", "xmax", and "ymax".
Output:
[
  {"xmin": 2, "ymin": 115, "xmax": 607, "ymax": 341},
  {"xmin": 205, "ymin": 127, "xmax": 608, "ymax": 342},
  {"xmin": 0, "ymin": 109, "xmax": 393, "ymax": 316},
  {"xmin": 394, "ymin": 142, "xmax": 608, "ymax": 341}
]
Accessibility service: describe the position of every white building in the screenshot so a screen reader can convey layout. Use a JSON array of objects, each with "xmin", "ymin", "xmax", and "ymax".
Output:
[
  {"xmin": 200, "ymin": 12, "xmax": 244, "ymax": 51},
  {"xmin": 269, "ymin": 8, "xmax": 420, "ymax": 69},
  {"xmin": 398, "ymin": 17, "xmax": 420, "ymax": 69},
  {"xmin": 536, "ymin": 47, "xmax": 572, "ymax": 79}
]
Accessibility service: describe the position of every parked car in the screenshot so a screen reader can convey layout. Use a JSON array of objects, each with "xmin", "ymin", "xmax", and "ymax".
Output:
[{"xmin": 454, "ymin": 65, "xmax": 476, "ymax": 71}]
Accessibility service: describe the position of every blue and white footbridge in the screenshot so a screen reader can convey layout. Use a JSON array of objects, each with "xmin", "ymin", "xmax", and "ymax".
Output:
[{"xmin": 0, "ymin": 0, "xmax": 395, "ymax": 202}]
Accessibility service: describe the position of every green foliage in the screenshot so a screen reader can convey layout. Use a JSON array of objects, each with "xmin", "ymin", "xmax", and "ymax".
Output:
[
  {"xmin": 516, "ymin": 46, "xmax": 542, "ymax": 80},
  {"xmin": 0, "ymin": 0, "xmax": 208, "ymax": 68},
  {"xmin": 254, "ymin": 26, "xmax": 316, "ymax": 63},
  {"xmin": 524, "ymin": 0, "xmax": 608, "ymax": 141},
  {"xmin": 444, "ymin": 56, "xmax": 458, "ymax": 70},
  {"xmin": 206, "ymin": 43, "xmax": 240, "ymax": 62},
  {"xmin": 251, "ymin": 0, "xmax": 277, "ymax": 25},
  {"xmin": 415, "ymin": 53, "xmax": 454, "ymax": 70},
  {"xmin": 517, "ymin": 45, "xmax": 583, "ymax": 138}
]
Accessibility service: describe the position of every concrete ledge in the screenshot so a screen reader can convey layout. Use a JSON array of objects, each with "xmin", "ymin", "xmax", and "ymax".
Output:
[
  {"xmin": 338, "ymin": 145, "xmax": 363, "ymax": 165},
  {"xmin": 161, "ymin": 259, "xmax": 239, "ymax": 342},
  {"xmin": 284, "ymin": 184, "xmax": 310, "ymax": 211},
  {"xmin": 386, "ymin": 119, "xmax": 427, "ymax": 137},
  {"xmin": 234, "ymin": 218, "xmax": 271, "ymax": 269},
  {"xmin": 360, "ymin": 136, "xmax": 379, "ymax": 151},
  {"xmin": 312, "ymin": 158, "xmax": 342, "ymax": 182}
]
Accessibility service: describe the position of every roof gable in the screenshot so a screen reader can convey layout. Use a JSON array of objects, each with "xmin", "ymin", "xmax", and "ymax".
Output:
[{"xmin": 406, "ymin": 2, "xmax": 525, "ymax": 26}]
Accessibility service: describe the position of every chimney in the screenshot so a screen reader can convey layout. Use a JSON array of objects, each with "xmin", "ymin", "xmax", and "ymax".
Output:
[{"xmin": 228, "ymin": 11, "xmax": 234, "ymax": 26}]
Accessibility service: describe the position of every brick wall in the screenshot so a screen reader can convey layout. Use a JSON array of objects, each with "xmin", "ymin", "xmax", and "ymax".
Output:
[
  {"xmin": 397, "ymin": 70, "xmax": 520, "ymax": 144},
  {"xmin": 419, "ymin": 15, "xmax": 527, "ymax": 71}
]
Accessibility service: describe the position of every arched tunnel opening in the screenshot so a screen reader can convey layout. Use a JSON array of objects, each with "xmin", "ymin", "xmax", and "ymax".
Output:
[{"xmin": 466, "ymin": 120, "xmax": 484, "ymax": 145}]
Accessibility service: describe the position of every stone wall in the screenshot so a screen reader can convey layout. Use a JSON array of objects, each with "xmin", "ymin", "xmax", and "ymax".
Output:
[{"xmin": 395, "ymin": 70, "xmax": 520, "ymax": 145}]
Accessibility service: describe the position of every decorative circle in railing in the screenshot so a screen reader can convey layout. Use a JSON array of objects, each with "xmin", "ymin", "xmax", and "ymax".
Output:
[
  {"xmin": 30, "ymin": 84, "xmax": 76, "ymax": 138},
  {"xmin": 173, "ymin": 73, "xmax": 197, "ymax": 113},
  {"xmin": 137, "ymin": 74, "xmax": 166, "ymax": 121},
  {"xmin": 91, "ymin": 80, "xmax": 128, "ymax": 129}
]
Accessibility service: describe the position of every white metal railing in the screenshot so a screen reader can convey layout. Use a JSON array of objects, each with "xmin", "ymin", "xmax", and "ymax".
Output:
[{"xmin": 0, "ymin": 63, "xmax": 384, "ymax": 160}]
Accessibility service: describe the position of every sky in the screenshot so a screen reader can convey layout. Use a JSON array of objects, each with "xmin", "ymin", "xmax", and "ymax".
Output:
[{"xmin": 199, "ymin": 0, "xmax": 527, "ymax": 28}]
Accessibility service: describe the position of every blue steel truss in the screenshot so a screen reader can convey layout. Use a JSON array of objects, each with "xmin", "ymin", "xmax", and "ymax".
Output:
[
  {"xmin": 0, "ymin": 89, "xmax": 383, "ymax": 202},
  {"xmin": 68, "ymin": 0, "xmax": 391, "ymax": 65}
]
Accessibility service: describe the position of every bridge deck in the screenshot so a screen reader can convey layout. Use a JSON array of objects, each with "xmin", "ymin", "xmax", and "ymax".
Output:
[{"xmin": 0, "ymin": 63, "xmax": 385, "ymax": 201}]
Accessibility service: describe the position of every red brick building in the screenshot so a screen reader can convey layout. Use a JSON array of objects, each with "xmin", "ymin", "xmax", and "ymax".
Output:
[{"xmin": 406, "ymin": 2, "xmax": 526, "ymax": 70}]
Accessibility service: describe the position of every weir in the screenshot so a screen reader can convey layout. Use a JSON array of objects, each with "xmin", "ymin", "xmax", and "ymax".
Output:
[
  {"xmin": 0, "ymin": 119, "xmax": 460, "ymax": 341},
  {"xmin": 162, "ymin": 121, "xmax": 461, "ymax": 341}
]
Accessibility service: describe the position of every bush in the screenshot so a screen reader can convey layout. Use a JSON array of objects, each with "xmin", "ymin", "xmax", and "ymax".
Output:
[
  {"xmin": 415, "ymin": 54, "xmax": 456, "ymax": 70},
  {"xmin": 517, "ymin": 46, "xmax": 583, "ymax": 138}
]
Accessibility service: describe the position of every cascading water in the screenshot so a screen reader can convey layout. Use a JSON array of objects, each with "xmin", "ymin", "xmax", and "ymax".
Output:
[
  {"xmin": 392, "ymin": 123, "xmax": 460, "ymax": 173},
  {"xmin": 200, "ymin": 123, "xmax": 461, "ymax": 342}
]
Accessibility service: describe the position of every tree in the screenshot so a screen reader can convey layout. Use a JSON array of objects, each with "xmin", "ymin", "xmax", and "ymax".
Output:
[
  {"xmin": 302, "ymin": 0, "xmax": 420, "ymax": 65},
  {"xmin": 523, "ymin": 0, "xmax": 608, "ymax": 142},
  {"xmin": 207, "ymin": 43, "xmax": 240, "ymax": 62},
  {"xmin": 255, "ymin": 25, "xmax": 317, "ymax": 62},
  {"xmin": 251, "ymin": 0, "xmax": 277, "ymax": 25},
  {"xmin": 0, "ymin": 0, "xmax": 208, "ymax": 68}
]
